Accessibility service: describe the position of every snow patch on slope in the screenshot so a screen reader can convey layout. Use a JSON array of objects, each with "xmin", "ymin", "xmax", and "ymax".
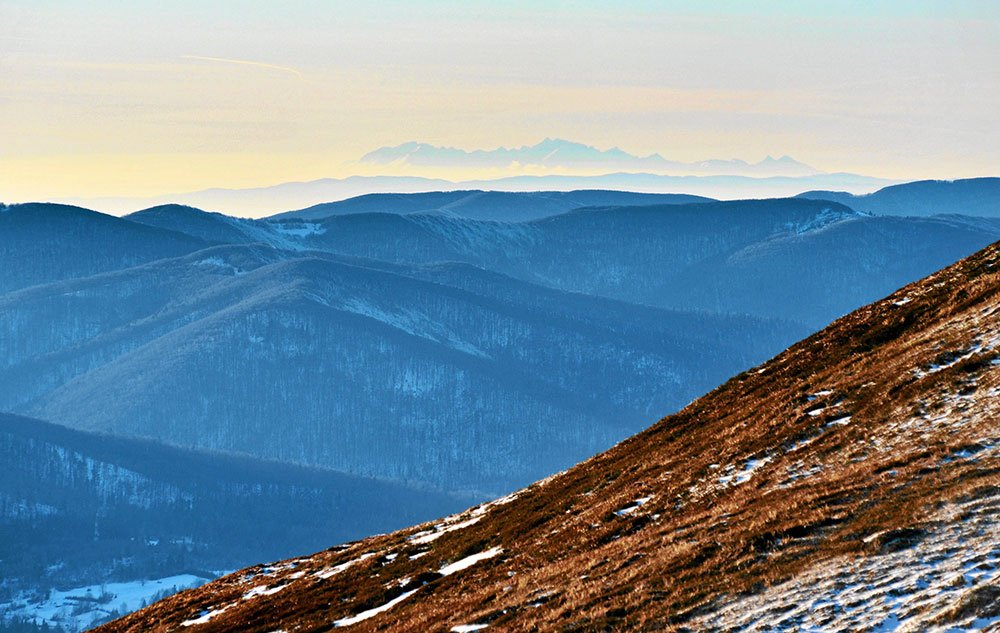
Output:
[
  {"xmin": 439, "ymin": 547, "xmax": 503, "ymax": 577},
  {"xmin": 409, "ymin": 516, "xmax": 482, "ymax": 545},
  {"xmin": 333, "ymin": 589, "xmax": 420, "ymax": 627},
  {"xmin": 693, "ymin": 483, "xmax": 1000, "ymax": 632}
]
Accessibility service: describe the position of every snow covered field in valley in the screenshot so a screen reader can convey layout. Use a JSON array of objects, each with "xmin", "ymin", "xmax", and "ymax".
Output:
[{"xmin": 1, "ymin": 574, "xmax": 212, "ymax": 632}]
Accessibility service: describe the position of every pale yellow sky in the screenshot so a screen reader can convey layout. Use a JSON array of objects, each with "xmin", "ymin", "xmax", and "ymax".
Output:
[{"xmin": 1, "ymin": 1, "xmax": 998, "ymax": 201}]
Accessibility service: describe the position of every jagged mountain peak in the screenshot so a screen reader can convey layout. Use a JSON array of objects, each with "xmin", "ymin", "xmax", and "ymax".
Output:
[
  {"xmin": 96, "ymin": 238, "xmax": 1000, "ymax": 631},
  {"xmin": 360, "ymin": 139, "xmax": 820, "ymax": 177}
]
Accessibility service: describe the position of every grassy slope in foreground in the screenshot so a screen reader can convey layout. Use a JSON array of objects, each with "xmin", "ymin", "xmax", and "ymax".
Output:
[{"xmin": 97, "ymin": 240, "xmax": 1000, "ymax": 632}]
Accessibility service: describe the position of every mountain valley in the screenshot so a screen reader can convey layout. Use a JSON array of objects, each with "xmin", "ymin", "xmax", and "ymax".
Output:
[{"xmin": 3, "ymin": 184, "xmax": 999, "ymax": 632}]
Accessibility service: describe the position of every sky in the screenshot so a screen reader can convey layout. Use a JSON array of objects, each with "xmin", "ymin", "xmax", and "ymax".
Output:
[{"xmin": 1, "ymin": 0, "xmax": 998, "ymax": 202}]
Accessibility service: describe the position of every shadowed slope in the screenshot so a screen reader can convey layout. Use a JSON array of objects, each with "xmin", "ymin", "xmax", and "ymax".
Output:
[
  {"xmin": 86, "ymin": 198, "xmax": 1000, "ymax": 330},
  {"xmin": 287, "ymin": 199, "xmax": 1000, "ymax": 327},
  {"xmin": 98, "ymin": 239, "xmax": 1000, "ymax": 632},
  {"xmin": 0, "ymin": 203, "xmax": 206, "ymax": 293},
  {"xmin": 1, "ymin": 245, "xmax": 797, "ymax": 495},
  {"xmin": 126, "ymin": 204, "xmax": 262, "ymax": 244},
  {"xmin": 272, "ymin": 190, "xmax": 716, "ymax": 222},
  {"xmin": 0, "ymin": 413, "xmax": 464, "ymax": 631},
  {"xmin": 797, "ymin": 177, "xmax": 1000, "ymax": 217}
]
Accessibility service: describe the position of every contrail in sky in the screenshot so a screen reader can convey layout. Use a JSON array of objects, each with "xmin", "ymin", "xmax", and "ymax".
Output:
[{"xmin": 182, "ymin": 55, "xmax": 304, "ymax": 80}]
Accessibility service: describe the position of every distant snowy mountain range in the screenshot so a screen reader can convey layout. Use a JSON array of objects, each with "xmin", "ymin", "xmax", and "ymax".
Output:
[
  {"xmin": 45, "ymin": 139, "xmax": 900, "ymax": 217},
  {"xmin": 361, "ymin": 138, "xmax": 821, "ymax": 177}
]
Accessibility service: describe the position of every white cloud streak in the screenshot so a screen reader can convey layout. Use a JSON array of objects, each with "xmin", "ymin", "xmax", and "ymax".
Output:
[{"xmin": 181, "ymin": 55, "xmax": 304, "ymax": 80}]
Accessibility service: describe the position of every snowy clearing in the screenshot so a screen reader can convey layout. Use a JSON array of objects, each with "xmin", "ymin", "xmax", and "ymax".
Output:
[{"xmin": 2, "ymin": 573, "xmax": 212, "ymax": 633}]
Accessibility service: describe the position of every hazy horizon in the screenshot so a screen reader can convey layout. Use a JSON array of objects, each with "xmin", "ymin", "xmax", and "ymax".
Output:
[{"xmin": 2, "ymin": 1, "xmax": 998, "ymax": 203}]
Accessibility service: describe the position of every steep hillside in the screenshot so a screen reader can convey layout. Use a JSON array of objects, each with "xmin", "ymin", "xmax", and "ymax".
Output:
[
  {"xmin": 100, "ymin": 240, "xmax": 1000, "ymax": 632},
  {"xmin": 272, "ymin": 190, "xmax": 716, "ymax": 222},
  {"xmin": 798, "ymin": 177, "xmax": 1000, "ymax": 217},
  {"xmin": 0, "ymin": 413, "xmax": 462, "ymax": 632},
  {"xmin": 0, "ymin": 203, "xmax": 206, "ymax": 293},
  {"xmin": 0, "ymin": 245, "xmax": 797, "ymax": 495}
]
